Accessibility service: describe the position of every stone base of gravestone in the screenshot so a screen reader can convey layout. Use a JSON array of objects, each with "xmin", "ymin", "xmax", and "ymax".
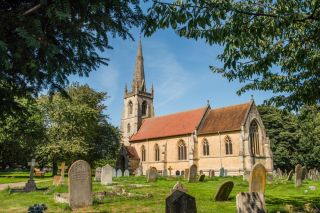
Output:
[
  {"xmin": 166, "ymin": 190, "xmax": 196, "ymax": 213},
  {"xmin": 24, "ymin": 180, "xmax": 37, "ymax": 192},
  {"xmin": 236, "ymin": 192, "xmax": 266, "ymax": 213}
]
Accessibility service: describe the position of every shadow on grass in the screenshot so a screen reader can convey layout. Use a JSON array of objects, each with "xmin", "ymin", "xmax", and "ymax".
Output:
[{"xmin": 267, "ymin": 195, "xmax": 320, "ymax": 212}]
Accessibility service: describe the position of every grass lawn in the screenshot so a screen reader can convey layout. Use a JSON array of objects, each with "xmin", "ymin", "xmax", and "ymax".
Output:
[
  {"xmin": 0, "ymin": 171, "xmax": 53, "ymax": 184},
  {"xmin": 0, "ymin": 174, "xmax": 320, "ymax": 212}
]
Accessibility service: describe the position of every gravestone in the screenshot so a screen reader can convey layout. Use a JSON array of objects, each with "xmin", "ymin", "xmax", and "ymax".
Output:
[
  {"xmin": 124, "ymin": 169, "xmax": 129, "ymax": 176},
  {"xmin": 302, "ymin": 166, "xmax": 307, "ymax": 180},
  {"xmin": 209, "ymin": 170, "xmax": 215, "ymax": 178},
  {"xmin": 53, "ymin": 176, "xmax": 62, "ymax": 186},
  {"xmin": 236, "ymin": 192, "xmax": 266, "ymax": 213},
  {"xmin": 163, "ymin": 169, "xmax": 168, "ymax": 177},
  {"xmin": 168, "ymin": 166, "xmax": 173, "ymax": 176},
  {"xmin": 24, "ymin": 159, "xmax": 38, "ymax": 192},
  {"xmin": 287, "ymin": 170, "xmax": 294, "ymax": 181},
  {"xmin": 199, "ymin": 170, "xmax": 203, "ymax": 175},
  {"xmin": 58, "ymin": 162, "xmax": 68, "ymax": 184},
  {"xmin": 147, "ymin": 167, "xmax": 158, "ymax": 182},
  {"xmin": 198, "ymin": 174, "xmax": 205, "ymax": 182},
  {"xmin": 214, "ymin": 181, "xmax": 234, "ymax": 201},
  {"xmin": 112, "ymin": 168, "xmax": 117, "ymax": 177},
  {"xmin": 68, "ymin": 160, "xmax": 92, "ymax": 209},
  {"xmin": 295, "ymin": 164, "xmax": 303, "ymax": 187},
  {"xmin": 166, "ymin": 190, "xmax": 197, "ymax": 213},
  {"xmin": 101, "ymin": 164, "xmax": 113, "ymax": 185},
  {"xmin": 184, "ymin": 169, "xmax": 190, "ymax": 179},
  {"xmin": 219, "ymin": 167, "xmax": 225, "ymax": 177},
  {"xmin": 94, "ymin": 167, "xmax": 102, "ymax": 182},
  {"xmin": 249, "ymin": 163, "xmax": 266, "ymax": 194},
  {"xmin": 172, "ymin": 181, "xmax": 187, "ymax": 193},
  {"xmin": 188, "ymin": 165, "xmax": 197, "ymax": 183},
  {"xmin": 175, "ymin": 170, "xmax": 180, "ymax": 176},
  {"xmin": 116, "ymin": 169, "xmax": 122, "ymax": 177},
  {"xmin": 181, "ymin": 171, "xmax": 185, "ymax": 176}
]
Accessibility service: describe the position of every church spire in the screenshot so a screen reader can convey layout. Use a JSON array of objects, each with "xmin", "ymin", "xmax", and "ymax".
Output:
[{"xmin": 132, "ymin": 40, "xmax": 146, "ymax": 93}]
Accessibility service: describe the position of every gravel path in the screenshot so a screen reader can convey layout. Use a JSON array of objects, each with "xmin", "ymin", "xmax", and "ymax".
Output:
[{"xmin": 0, "ymin": 179, "xmax": 51, "ymax": 191}]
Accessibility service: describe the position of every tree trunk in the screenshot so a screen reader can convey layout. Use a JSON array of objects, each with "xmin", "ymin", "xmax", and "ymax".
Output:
[{"xmin": 52, "ymin": 159, "xmax": 57, "ymax": 176}]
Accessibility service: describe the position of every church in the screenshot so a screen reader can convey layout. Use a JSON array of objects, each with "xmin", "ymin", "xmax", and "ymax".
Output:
[{"xmin": 115, "ymin": 41, "xmax": 273, "ymax": 176}]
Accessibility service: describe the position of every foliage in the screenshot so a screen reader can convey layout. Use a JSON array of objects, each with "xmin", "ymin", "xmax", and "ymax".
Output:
[
  {"xmin": 258, "ymin": 104, "xmax": 320, "ymax": 170},
  {"xmin": 36, "ymin": 84, "xmax": 120, "ymax": 167},
  {"xmin": 144, "ymin": 0, "xmax": 320, "ymax": 110},
  {"xmin": 0, "ymin": 0, "xmax": 145, "ymax": 116},
  {"xmin": 0, "ymin": 99, "xmax": 46, "ymax": 168}
]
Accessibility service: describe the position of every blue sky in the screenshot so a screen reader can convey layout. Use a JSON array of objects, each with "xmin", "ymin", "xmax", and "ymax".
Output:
[{"xmin": 69, "ymin": 28, "xmax": 274, "ymax": 127}]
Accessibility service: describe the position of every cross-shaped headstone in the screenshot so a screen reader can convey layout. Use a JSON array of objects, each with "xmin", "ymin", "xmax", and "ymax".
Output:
[
  {"xmin": 28, "ymin": 159, "xmax": 39, "ymax": 180},
  {"xmin": 58, "ymin": 162, "xmax": 68, "ymax": 183},
  {"xmin": 168, "ymin": 166, "xmax": 173, "ymax": 176}
]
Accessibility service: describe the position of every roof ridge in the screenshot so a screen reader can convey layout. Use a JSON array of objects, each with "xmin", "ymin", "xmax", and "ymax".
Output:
[
  {"xmin": 211, "ymin": 101, "xmax": 251, "ymax": 111},
  {"xmin": 143, "ymin": 106, "xmax": 207, "ymax": 120}
]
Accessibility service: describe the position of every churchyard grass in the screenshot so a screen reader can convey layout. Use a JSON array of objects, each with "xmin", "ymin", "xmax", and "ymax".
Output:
[
  {"xmin": 0, "ymin": 176, "xmax": 320, "ymax": 212},
  {"xmin": 0, "ymin": 171, "xmax": 52, "ymax": 184}
]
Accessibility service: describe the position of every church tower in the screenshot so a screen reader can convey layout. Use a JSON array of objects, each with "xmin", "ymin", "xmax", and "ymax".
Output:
[{"xmin": 120, "ymin": 40, "xmax": 154, "ymax": 145}]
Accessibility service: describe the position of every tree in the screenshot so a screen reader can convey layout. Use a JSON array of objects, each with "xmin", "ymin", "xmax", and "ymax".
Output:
[
  {"xmin": 144, "ymin": 0, "xmax": 320, "ymax": 110},
  {"xmin": 0, "ymin": 99, "xmax": 46, "ymax": 168},
  {"xmin": 1, "ymin": 0, "xmax": 144, "ymax": 116},
  {"xmin": 36, "ymin": 84, "xmax": 120, "ymax": 174},
  {"xmin": 258, "ymin": 105, "xmax": 299, "ymax": 171}
]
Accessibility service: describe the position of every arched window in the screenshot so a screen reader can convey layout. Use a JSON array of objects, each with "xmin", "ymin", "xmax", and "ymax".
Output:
[
  {"xmin": 127, "ymin": 123, "xmax": 131, "ymax": 133},
  {"xmin": 141, "ymin": 145, "xmax": 146, "ymax": 162},
  {"xmin": 178, "ymin": 140, "xmax": 187, "ymax": 160},
  {"xmin": 128, "ymin": 101, "xmax": 133, "ymax": 115},
  {"xmin": 141, "ymin": 101, "xmax": 147, "ymax": 116},
  {"xmin": 225, "ymin": 136, "xmax": 233, "ymax": 155},
  {"xmin": 155, "ymin": 144, "xmax": 160, "ymax": 161},
  {"xmin": 250, "ymin": 120, "xmax": 260, "ymax": 156},
  {"xmin": 203, "ymin": 139, "xmax": 209, "ymax": 156}
]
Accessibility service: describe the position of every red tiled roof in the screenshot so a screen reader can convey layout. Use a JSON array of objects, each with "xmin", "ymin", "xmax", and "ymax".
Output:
[
  {"xmin": 130, "ymin": 107, "xmax": 208, "ymax": 142},
  {"xmin": 198, "ymin": 102, "xmax": 252, "ymax": 135}
]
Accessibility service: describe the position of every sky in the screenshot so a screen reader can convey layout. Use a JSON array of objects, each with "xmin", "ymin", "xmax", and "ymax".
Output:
[{"xmin": 69, "ymin": 28, "xmax": 274, "ymax": 127}]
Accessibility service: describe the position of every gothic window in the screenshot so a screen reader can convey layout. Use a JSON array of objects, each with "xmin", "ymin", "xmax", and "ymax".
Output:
[
  {"xmin": 250, "ymin": 120, "xmax": 260, "ymax": 156},
  {"xmin": 128, "ymin": 101, "xmax": 133, "ymax": 115},
  {"xmin": 155, "ymin": 144, "xmax": 160, "ymax": 161},
  {"xmin": 127, "ymin": 123, "xmax": 131, "ymax": 133},
  {"xmin": 141, "ymin": 101, "xmax": 147, "ymax": 116},
  {"xmin": 225, "ymin": 136, "xmax": 233, "ymax": 155},
  {"xmin": 178, "ymin": 140, "xmax": 187, "ymax": 160},
  {"xmin": 141, "ymin": 145, "xmax": 146, "ymax": 162},
  {"xmin": 203, "ymin": 139, "xmax": 210, "ymax": 156}
]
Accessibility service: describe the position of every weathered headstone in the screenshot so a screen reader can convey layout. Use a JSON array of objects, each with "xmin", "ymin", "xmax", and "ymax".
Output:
[
  {"xmin": 188, "ymin": 165, "xmax": 197, "ymax": 183},
  {"xmin": 249, "ymin": 163, "xmax": 266, "ymax": 194},
  {"xmin": 287, "ymin": 170, "xmax": 294, "ymax": 181},
  {"xmin": 219, "ymin": 167, "xmax": 225, "ymax": 177},
  {"xmin": 58, "ymin": 162, "xmax": 68, "ymax": 184},
  {"xmin": 68, "ymin": 160, "xmax": 92, "ymax": 209},
  {"xmin": 147, "ymin": 167, "xmax": 158, "ymax": 182},
  {"xmin": 168, "ymin": 166, "xmax": 173, "ymax": 176},
  {"xmin": 124, "ymin": 169, "xmax": 129, "ymax": 176},
  {"xmin": 199, "ymin": 170, "xmax": 203, "ymax": 175},
  {"xmin": 181, "ymin": 171, "xmax": 185, "ymax": 176},
  {"xmin": 94, "ymin": 167, "xmax": 102, "ymax": 182},
  {"xmin": 24, "ymin": 159, "xmax": 38, "ymax": 192},
  {"xmin": 184, "ymin": 169, "xmax": 189, "ymax": 179},
  {"xmin": 163, "ymin": 169, "xmax": 168, "ymax": 177},
  {"xmin": 166, "ymin": 190, "xmax": 196, "ymax": 213},
  {"xmin": 236, "ymin": 192, "xmax": 266, "ymax": 213},
  {"xmin": 101, "ymin": 164, "xmax": 113, "ymax": 185},
  {"xmin": 116, "ymin": 169, "xmax": 122, "ymax": 177},
  {"xmin": 295, "ymin": 164, "xmax": 303, "ymax": 187},
  {"xmin": 209, "ymin": 170, "xmax": 215, "ymax": 178},
  {"xmin": 172, "ymin": 181, "xmax": 187, "ymax": 193},
  {"xmin": 198, "ymin": 174, "xmax": 205, "ymax": 182},
  {"xmin": 242, "ymin": 170, "xmax": 250, "ymax": 181},
  {"xmin": 112, "ymin": 168, "xmax": 117, "ymax": 177},
  {"xmin": 53, "ymin": 176, "xmax": 62, "ymax": 186},
  {"xmin": 214, "ymin": 181, "xmax": 234, "ymax": 201},
  {"xmin": 302, "ymin": 166, "xmax": 307, "ymax": 180}
]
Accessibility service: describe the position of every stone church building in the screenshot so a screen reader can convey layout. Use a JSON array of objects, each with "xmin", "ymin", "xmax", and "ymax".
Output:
[{"xmin": 116, "ymin": 41, "xmax": 273, "ymax": 176}]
